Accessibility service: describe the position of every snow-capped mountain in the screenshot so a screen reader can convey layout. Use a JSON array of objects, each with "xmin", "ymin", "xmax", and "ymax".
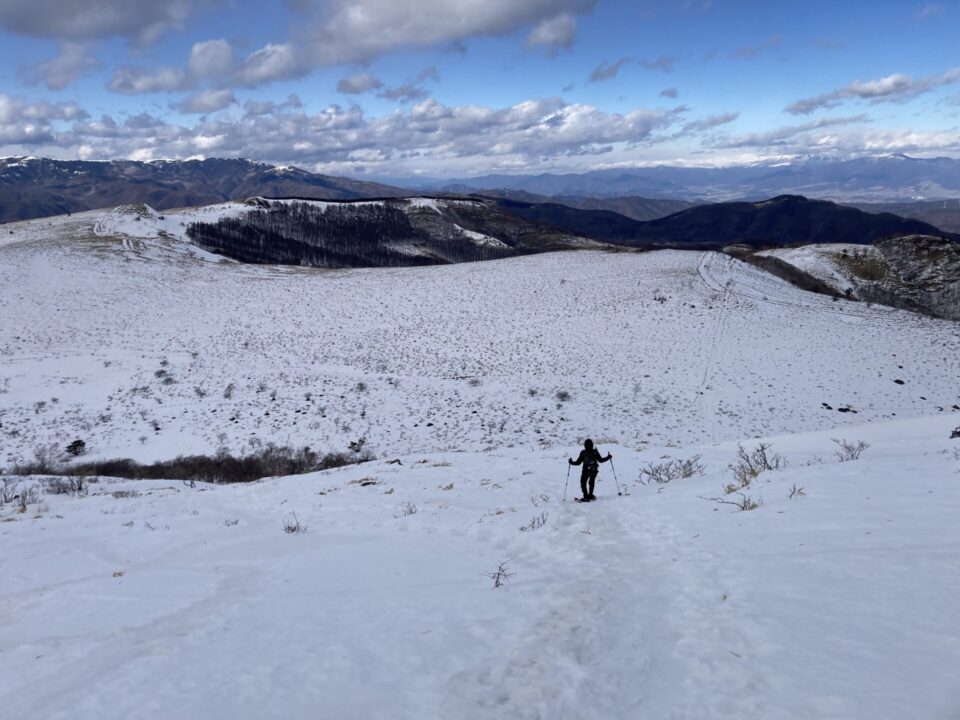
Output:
[{"xmin": 0, "ymin": 156, "xmax": 407, "ymax": 223}]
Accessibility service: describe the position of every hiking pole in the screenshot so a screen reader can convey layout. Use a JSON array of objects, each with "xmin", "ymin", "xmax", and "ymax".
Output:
[
  {"xmin": 610, "ymin": 459, "xmax": 623, "ymax": 496},
  {"xmin": 563, "ymin": 463, "xmax": 571, "ymax": 502}
]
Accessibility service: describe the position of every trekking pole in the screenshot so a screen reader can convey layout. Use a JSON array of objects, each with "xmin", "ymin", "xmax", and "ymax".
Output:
[
  {"xmin": 610, "ymin": 459, "xmax": 623, "ymax": 496},
  {"xmin": 563, "ymin": 464, "xmax": 571, "ymax": 502}
]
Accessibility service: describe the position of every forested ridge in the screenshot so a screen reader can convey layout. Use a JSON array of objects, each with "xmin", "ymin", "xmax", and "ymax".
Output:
[{"xmin": 186, "ymin": 201, "xmax": 518, "ymax": 267}]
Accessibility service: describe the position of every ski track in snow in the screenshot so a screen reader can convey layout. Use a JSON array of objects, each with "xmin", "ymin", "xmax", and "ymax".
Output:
[{"xmin": 0, "ymin": 208, "xmax": 959, "ymax": 719}]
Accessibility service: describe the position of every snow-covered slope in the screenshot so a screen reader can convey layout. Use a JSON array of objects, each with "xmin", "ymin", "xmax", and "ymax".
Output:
[
  {"xmin": 1, "ymin": 210, "xmax": 958, "ymax": 467},
  {"xmin": 1, "ymin": 207, "xmax": 959, "ymax": 719},
  {"xmin": 760, "ymin": 237, "xmax": 960, "ymax": 320},
  {"xmin": 2, "ymin": 416, "xmax": 958, "ymax": 719}
]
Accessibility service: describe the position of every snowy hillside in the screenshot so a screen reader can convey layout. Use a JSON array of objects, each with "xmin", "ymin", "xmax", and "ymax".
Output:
[
  {"xmin": 759, "ymin": 236, "xmax": 960, "ymax": 320},
  {"xmin": 1, "ymin": 207, "xmax": 959, "ymax": 718},
  {"xmin": 2, "ymin": 417, "xmax": 958, "ymax": 719},
  {"xmin": 1, "ymin": 208, "xmax": 958, "ymax": 467}
]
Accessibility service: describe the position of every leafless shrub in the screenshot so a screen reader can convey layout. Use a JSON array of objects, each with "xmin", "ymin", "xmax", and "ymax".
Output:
[
  {"xmin": 555, "ymin": 390, "xmax": 572, "ymax": 402},
  {"xmin": 484, "ymin": 561, "xmax": 513, "ymax": 588},
  {"xmin": 224, "ymin": 518, "xmax": 239, "ymax": 527},
  {"xmin": 700, "ymin": 493, "xmax": 762, "ymax": 512},
  {"xmin": 788, "ymin": 484, "xmax": 806, "ymax": 499},
  {"xmin": 112, "ymin": 489, "xmax": 139, "ymax": 499},
  {"xmin": 832, "ymin": 438, "xmax": 870, "ymax": 462},
  {"xmin": 1, "ymin": 477, "xmax": 20, "ymax": 504},
  {"xmin": 530, "ymin": 493, "xmax": 550, "ymax": 506},
  {"xmin": 520, "ymin": 512, "xmax": 548, "ymax": 532},
  {"xmin": 16, "ymin": 485, "xmax": 41, "ymax": 513},
  {"xmin": 19, "ymin": 444, "xmax": 374, "ymax": 484},
  {"xmin": 396, "ymin": 502, "xmax": 418, "ymax": 518},
  {"xmin": 639, "ymin": 455, "xmax": 704, "ymax": 485},
  {"xmin": 13, "ymin": 444, "xmax": 63, "ymax": 475},
  {"xmin": 282, "ymin": 512, "xmax": 306, "ymax": 534},
  {"xmin": 44, "ymin": 476, "xmax": 87, "ymax": 496},
  {"xmin": 728, "ymin": 443, "xmax": 784, "ymax": 492}
]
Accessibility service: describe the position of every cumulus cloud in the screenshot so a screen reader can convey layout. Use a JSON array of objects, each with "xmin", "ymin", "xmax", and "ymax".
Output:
[
  {"xmin": 10, "ymin": 94, "xmax": 681, "ymax": 174},
  {"xmin": 337, "ymin": 73, "xmax": 384, "ymax": 95},
  {"xmin": 0, "ymin": 0, "xmax": 199, "ymax": 46},
  {"xmin": 108, "ymin": 66, "xmax": 192, "ymax": 94},
  {"xmin": 293, "ymin": 0, "xmax": 596, "ymax": 67},
  {"xmin": 659, "ymin": 87, "xmax": 679, "ymax": 98},
  {"xmin": 526, "ymin": 13, "xmax": 577, "ymax": 54},
  {"xmin": 188, "ymin": 38, "xmax": 236, "ymax": 78},
  {"xmin": 0, "ymin": 93, "xmax": 87, "ymax": 145},
  {"xmin": 19, "ymin": 42, "xmax": 101, "ymax": 91},
  {"xmin": 730, "ymin": 34, "xmax": 782, "ymax": 60},
  {"xmin": 234, "ymin": 43, "xmax": 305, "ymax": 86},
  {"xmin": 171, "ymin": 89, "xmax": 236, "ymax": 114},
  {"xmin": 785, "ymin": 67, "xmax": 960, "ymax": 114},
  {"xmin": 588, "ymin": 57, "xmax": 632, "ymax": 82}
]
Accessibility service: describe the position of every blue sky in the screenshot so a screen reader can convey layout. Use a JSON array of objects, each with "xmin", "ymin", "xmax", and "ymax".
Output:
[{"xmin": 0, "ymin": 0, "xmax": 958, "ymax": 177}]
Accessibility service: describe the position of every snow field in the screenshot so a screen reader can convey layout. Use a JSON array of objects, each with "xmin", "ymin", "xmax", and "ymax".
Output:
[
  {"xmin": 1, "ymin": 415, "xmax": 958, "ymax": 719},
  {"xmin": 1, "ymin": 211, "xmax": 958, "ymax": 468}
]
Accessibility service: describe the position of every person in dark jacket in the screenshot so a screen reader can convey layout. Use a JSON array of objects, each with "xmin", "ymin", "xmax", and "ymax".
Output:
[{"xmin": 569, "ymin": 439, "xmax": 612, "ymax": 501}]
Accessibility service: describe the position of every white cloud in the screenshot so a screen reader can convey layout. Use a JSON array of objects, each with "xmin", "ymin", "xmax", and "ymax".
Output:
[
  {"xmin": 337, "ymin": 73, "xmax": 383, "ymax": 95},
  {"xmin": 234, "ymin": 43, "xmax": 304, "ymax": 86},
  {"xmin": 0, "ymin": 0, "xmax": 199, "ymax": 46},
  {"xmin": 188, "ymin": 39, "xmax": 236, "ymax": 78},
  {"xmin": 20, "ymin": 42, "xmax": 101, "ymax": 91},
  {"xmin": 786, "ymin": 67, "xmax": 960, "ymax": 114},
  {"xmin": 171, "ymin": 89, "xmax": 236, "ymax": 114},
  {"xmin": 716, "ymin": 115, "xmax": 870, "ymax": 148},
  {"xmin": 294, "ymin": 0, "xmax": 596, "ymax": 66},
  {"xmin": 108, "ymin": 66, "xmax": 192, "ymax": 94},
  {"xmin": 0, "ymin": 93, "xmax": 87, "ymax": 145},
  {"xmin": 682, "ymin": 112, "xmax": 739, "ymax": 133},
  {"xmin": 21, "ymin": 94, "xmax": 679, "ymax": 173},
  {"xmin": 526, "ymin": 13, "xmax": 577, "ymax": 54}
]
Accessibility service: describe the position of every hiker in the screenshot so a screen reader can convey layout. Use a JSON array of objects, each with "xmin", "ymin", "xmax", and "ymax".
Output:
[{"xmin": 569, "ymin": 439, "xmax": 612, "ymax": 501}]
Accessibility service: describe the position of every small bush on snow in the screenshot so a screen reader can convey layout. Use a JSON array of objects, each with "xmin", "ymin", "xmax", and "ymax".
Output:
[
  {"xmin": 727, "ymin": 442, "xmax": 784, "ymax": 493},
  {"xmin": 639, "ymin": 455, "xmax": 704, "ymax": 485},
  {"xmin": 832, "ymin": 438, "xmax": 870, "ymax": 462}
]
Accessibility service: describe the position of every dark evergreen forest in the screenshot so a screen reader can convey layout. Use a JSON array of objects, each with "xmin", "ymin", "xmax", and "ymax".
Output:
[{"xmin": 186, "ymin": 201, "xmax": 517, "ymax": 267}]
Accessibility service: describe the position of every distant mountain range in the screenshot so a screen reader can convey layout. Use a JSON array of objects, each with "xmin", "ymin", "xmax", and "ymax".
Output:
[
  {"xmin": 415, "ymin": 154, "xmax": 960, "ymax": 203},
  {"xmin": 492, "ymin": 194, "xmax": 954, "ymax": 248},
  {"xmin": 851, "ymin": 198, "xmax": 960, "ymax": 233},
  {"xmin": 0, "ymin": 157, "xmax": 405, "ymax": 223}
]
